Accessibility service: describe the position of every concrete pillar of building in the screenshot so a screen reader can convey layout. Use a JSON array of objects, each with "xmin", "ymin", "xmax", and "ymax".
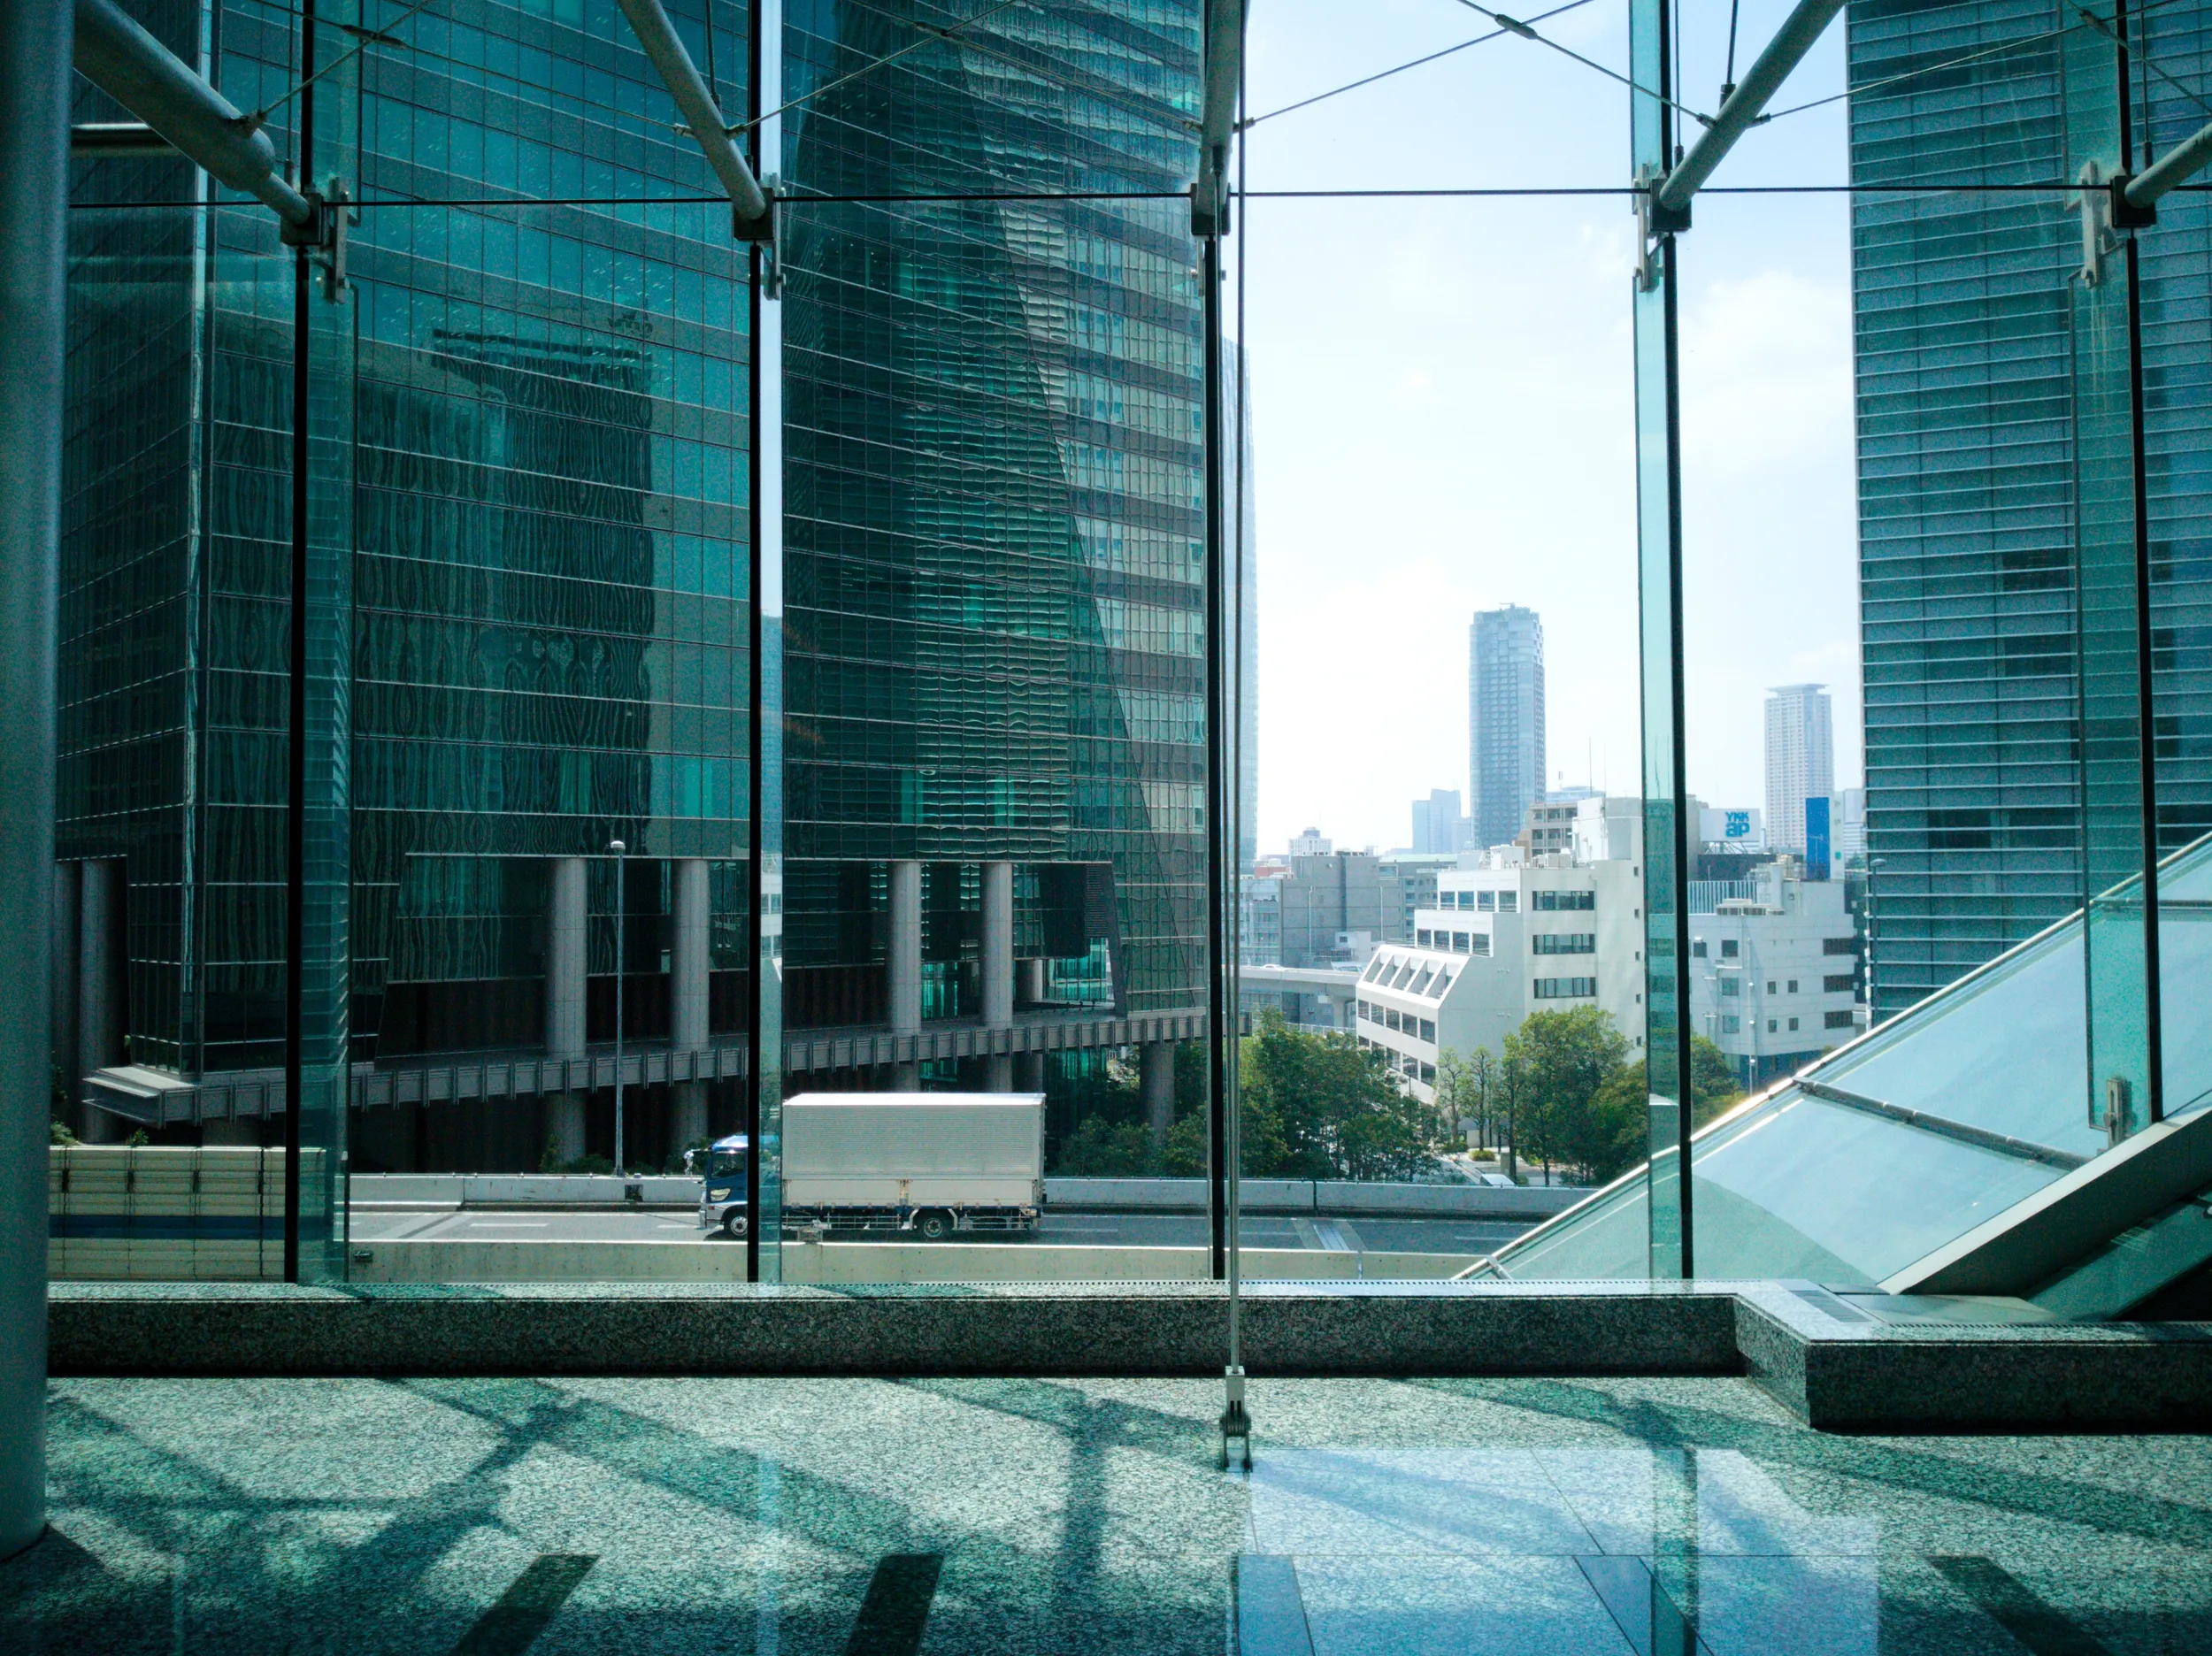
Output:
[
  {"xmin": 50, "ymin": 861, "xmax": 77, "ymax": 1120},
  {"xmin": 1141, "ymin": 1040, "xmax": 1176, "ymax": 1148},
  {"xmin": 671, "ymin": 857, "xmax": 710, "ymax": 1149},
  {"xmin": 1019, "ymin": 954, "xmax": 1046, "ymax": 1008},
  {"xmin": 76, "ymin": 859, "xmax": 122, "ymax": 1142},
  {"xmin": 984, "ymin": 1053, "xmax": 1012, "ymax": 1092},
  {"xmin": 1, "ymin": 0, "xmax": 70, "ymax": 1555},
  {"xmin": 893, "ymin": 1061, "xmax": 920, "ymax": 1091},
  {"xmin": 888, "ymin": 860, "xmax": 921, "ymax": 1034},
  {"xmin": 545, "ymin": 1094, "xmax": 587, "ymax": 1168},
  {"xmin": 1015, "ymin": 1050, "xmax": 1046, "ymax": 1093},
  {"xmin": 546, "ymin": 856, "xmax": 588, "ymax": 1055},
  {"xmin": 544, "ymin": 856, "xmax": 588, "ymax": 1167},
  {"xmin": 981, "ymin": 861, "xmax": 1013, "ymax": 1029}
]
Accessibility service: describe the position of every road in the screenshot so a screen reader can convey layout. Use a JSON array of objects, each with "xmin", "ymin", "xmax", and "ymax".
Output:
[{"xmin": 349, "ymin": 1205, "xmax": 1539, "ymax": 1257}]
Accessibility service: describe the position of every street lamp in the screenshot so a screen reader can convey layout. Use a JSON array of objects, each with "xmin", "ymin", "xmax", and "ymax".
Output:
[{"xmin": 610, "ymin": 838, "xmax": 626, "ymax": 1176}]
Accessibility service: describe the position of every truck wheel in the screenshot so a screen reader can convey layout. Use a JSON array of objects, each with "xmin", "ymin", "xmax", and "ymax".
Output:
[
  {"xmin": 723, "ymin": 1210, "xmax": 749, "ymax": 1238},
  {"xmin": 917, "ymin": 1210, "xmax": 951, "ymax": 1240}
]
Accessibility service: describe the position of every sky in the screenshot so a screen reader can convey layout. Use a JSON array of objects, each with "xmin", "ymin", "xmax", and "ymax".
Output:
[{"xmin": 1233, "ymin": 0, "xmax": 1863, "ymax": 856}]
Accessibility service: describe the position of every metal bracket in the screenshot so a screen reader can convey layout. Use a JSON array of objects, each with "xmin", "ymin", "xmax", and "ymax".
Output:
[
  {"xmin": 1190, "ymin": 171, "xmax": 1230, "ymax": 242},
  {"xmin": 280, "ymin": 176, "xmax": 351, "ymax": 302},
  {"xmin": 2072, "ymin": 161, "xmax": 2127, "ymax": 288},
  {"xmin": 1633, "ymin": 165, "xmax": 1690, "ymax": 292},
  {"xmin": 2110, "ymin": 173, "xmax": 2157, "ymax": 231},
  {"xmin": 1217, "ymin": 1364, "xmax": 1252, "ymax": 1471},
  {"xmin": 743, "ymin": 175, "xmax": 783, "ymax": 299}
]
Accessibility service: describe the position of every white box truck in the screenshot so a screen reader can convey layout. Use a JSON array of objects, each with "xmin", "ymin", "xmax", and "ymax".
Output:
[{"xmin": 699, "ymin": 1092, "xmax": 1045, "ymax": 1240}]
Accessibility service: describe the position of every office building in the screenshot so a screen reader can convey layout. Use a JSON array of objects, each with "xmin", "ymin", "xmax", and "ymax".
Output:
[
  {"xmin": 52, "ymin": 0, "xmax": 1212, "ymax": 1166},
  {"xmin": 1468, "ymin": 604, "xmax": 1545, "ymax": 848},
  {"xmin": 1686, "ymin": 862, "xmax": 1863, "ymax": 1090},
  {"xmin": 1409, "ymin": 789, "xmax": 1463, "ymax": 855},
  {"xmin": 1360, "ymin": 851, "xmax": 1646, "ymax": 1101},
  {"xmin": 1848, "ymin": 0, "xmax": 2212, "ymax": 1015},
  {"xmin": 1276, "ymin": 848, "xmax": 1383, "ymax": 968},
  {"xmin": 1763, "ymin": 685, "xmax": 1834, "ymax": 857}
]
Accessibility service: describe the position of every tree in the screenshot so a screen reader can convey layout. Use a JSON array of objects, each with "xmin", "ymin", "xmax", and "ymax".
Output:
[
  {"xmin": 1231, "ymin": 1011, "xmax": 1435, "ymax": 1181},
  {"xmin": 1580, "ymin": 1036, "xmax": 1748, "ymax": 1183},
  {"xmin": 1503, "ymin": 1006, "xmax": 1631, "ymax": 1183}
]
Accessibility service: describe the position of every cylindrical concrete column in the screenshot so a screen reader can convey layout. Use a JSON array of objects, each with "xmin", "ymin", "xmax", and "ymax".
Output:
[
  {"xmin": 77, "ymin": 859, "xmax": 122, "ymax": 1142},
  {"xmin": 984, "ymin": 1053, "xmax": 1012, "ymax": 1092},
  {"xmin": 672, "ymin": 858, "xmax": 710, "ymax": 1051},
  {"xmin": 544, "ymin": 856, "xmax": 588, "ymax": 1169},
  {"xmin": 1019, "ymin": 954, "xmax": 1045, "ymax": 1008},
  {"xmin": 50, "ymin": 860, "xmax": 78, "ymax": 1116},
  {"xmin": 545, "ymin": 856, "xmax": 588, "ymax": 1056},
  {"xmin": 892, "ymin": 1061, "xmax": 920, "ymax": 1091},
  {"xmin": 981, "ymin": 861, "xmax": 1013, "ymax": 1029},
  {"xmin": 1, "ymin": 0, "xmax": 71, "ymax": 1558},
  {"xmin": 670, "ymin": 857, "xmax": 710, "ymax": 1148},
  {"xmin": 888, "ymin": 859, "xmax": 921, "ymax": 1034},
  {"xmin": 1142, "ymin": 1040, "xmax": 1176, "ymax": 1148}
]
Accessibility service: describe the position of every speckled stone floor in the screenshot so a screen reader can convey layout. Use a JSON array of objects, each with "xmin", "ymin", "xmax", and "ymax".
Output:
[{"xmin": 4, "ymin": 1375, "xmax": 2209, "ymax": 1653}]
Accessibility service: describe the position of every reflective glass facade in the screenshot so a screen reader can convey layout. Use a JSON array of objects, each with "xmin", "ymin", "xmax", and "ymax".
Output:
[{"xmin": 1850, "ymin": 0, "xmax": 2212, "ymax": 1018}]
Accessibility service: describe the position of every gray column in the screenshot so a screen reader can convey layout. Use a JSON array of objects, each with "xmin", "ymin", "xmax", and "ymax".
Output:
[
  {"xmin": 1019, "ymin": 954, "xmax": 1045, "ymax": 1008},
  {"xmin": 888, "ymin": 859, "xmax": 921, "ymax": 1034},
  {"xmin": 1142, "ymin": 1040, "xmax": 1176, "ymax": 1148},
  {"xmin": 50, "ymin": 861, "xmax": 77, "ymax": 1116},
  {"xmin": 544, "ymin": 855, "xmax": 588, "ymax": 1167},
  {"xmin": 77, "ymin": 859, "xmax": 121, "ymax": 1142},
  {"xmin": 0, "ymin": 0, "xmax": 69, "ymax": 1559},
  {"xmin": 984, "ymin": 1053, "xmax": 1012, "ymax": 1092},
  {"xmin": 671, "ymin": 857, "xmax": 710, "ymax": 1148},
  {"xmin": 981, "ymin": 861, "xmax": 1013, "ymax": 1029},
  {"xmin": 546, "ymin": 856, "xmax": 588, "ymax": 1055}
]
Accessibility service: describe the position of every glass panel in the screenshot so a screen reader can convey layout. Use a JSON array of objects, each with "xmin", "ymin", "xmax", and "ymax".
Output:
[
  {"xmin": 296, "ymin": 0, "xmax": 361, "ymax": 1282},
  {"xmin": 1629, "ymin": 14, "xmax": 1686, "ymax": 1278},
  {"xmin": 2064, "ymin": 0, "xmax": 2158, "ymax": 1141}
]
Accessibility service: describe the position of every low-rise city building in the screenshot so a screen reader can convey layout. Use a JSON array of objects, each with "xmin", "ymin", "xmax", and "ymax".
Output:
[{"xmin": 1686, "ymin": 858, "xmax": 1863, "ymax": 1088}]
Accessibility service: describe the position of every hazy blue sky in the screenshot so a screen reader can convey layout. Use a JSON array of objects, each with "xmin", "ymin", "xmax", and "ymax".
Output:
[{"xmin": 1233, "ymin": 0, "xmax": 1861, "ymax": 855}]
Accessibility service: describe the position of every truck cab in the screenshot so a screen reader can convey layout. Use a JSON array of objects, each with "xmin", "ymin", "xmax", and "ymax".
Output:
[{"xmin": 688, "ymin": 1133, "xmax": 749, "ymax": 1238}]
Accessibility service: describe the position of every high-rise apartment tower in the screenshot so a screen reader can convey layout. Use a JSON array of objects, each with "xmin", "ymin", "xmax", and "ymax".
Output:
[
  {"xmin": 1764, "ymin": 685, "xmax": 1835, "ymax": 857},
  {"xmin": 1469, "ymin": 605, "xmax": 1546, "ymax": 850}
]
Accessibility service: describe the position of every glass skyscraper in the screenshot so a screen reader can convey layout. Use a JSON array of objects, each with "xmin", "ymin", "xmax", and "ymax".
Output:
[
  {"xmin": 1468, "ymin": 602, "xmax": 1545, "ymax": 850},
  {"xmin": 1850, "ymin": 0, "xmax": 2212, "ymax": 1018},
  {"xmin": 55, "ymin": 0, "xmax": 1210, "ymax": 1169}
]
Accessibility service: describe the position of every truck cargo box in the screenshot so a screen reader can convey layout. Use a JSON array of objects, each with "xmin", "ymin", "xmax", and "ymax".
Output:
[{"xmin": 781, "ymin": 1092, "xmax": 1043, "ymax": 1212}]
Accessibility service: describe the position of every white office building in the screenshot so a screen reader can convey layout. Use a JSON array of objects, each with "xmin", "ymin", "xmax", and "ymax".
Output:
[
  {"xmin": 1686, "ymin": 860, "xmax": 1863, "ymax": 1090},
  {"xmin": 1354, "ymin": 840, "xmax": 1646, "ymax": 1104}
]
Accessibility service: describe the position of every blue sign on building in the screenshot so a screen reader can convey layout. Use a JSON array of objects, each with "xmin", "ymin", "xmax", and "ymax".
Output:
[
  {"xmin": 1724, "ymin": 810, "xmax": 1752, "ymax": 840},
  {"xmin": 1805, "ymin": 796, "xmax": 1832, "ymax": 881}
]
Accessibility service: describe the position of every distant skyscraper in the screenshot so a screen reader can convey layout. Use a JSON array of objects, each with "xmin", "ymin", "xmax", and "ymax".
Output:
[
  {"xmin": 1765, "ymin": 685, "xmax": 1836, "ymax": 856},
  {"xmin": 1410, "ymin": 789, "xmax": 1463, "ymax": 855},
  {"xmin": 1469, "ymin": 606, "xmax": 1546, "ymax": 849}
]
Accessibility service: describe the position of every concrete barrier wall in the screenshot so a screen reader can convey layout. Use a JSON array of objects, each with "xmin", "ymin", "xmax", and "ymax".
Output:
[
  {"xmin": 349, "ymin": 1239, "xmax": 1486, "ymax": 1284},
  {"xmin": 348, "ymin": 1173, "xmax": 1588, "ymax": 1219}
]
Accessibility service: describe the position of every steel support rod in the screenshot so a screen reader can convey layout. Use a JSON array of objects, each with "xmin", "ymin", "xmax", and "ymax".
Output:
[
  {"xmin": 1191, "ymin": 0, "xmax": 1241, "ymax": 234},
  {"xmin": 613, "ymin": 0, "xmax": 770, "ymax": 231},
  {"xmin": 2125, "ymin": 117, "xmax": 2212, "ymax": 209},
  {"xmin": 73, "ymin": 0, "xmax": 313, "ymax": 227},
  {"xmin": 1655, "ymin": 0, "xmax": 1841, "ymax": 214},
  {"xmin": 0, "ymin": 0, "xmax": 69, "ymax": 1563}
]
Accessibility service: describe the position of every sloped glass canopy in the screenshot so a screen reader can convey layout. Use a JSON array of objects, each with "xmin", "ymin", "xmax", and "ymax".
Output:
[{"xmin": 1494, "ymin": 835, "xmax": 2212, "ymax": 1288}]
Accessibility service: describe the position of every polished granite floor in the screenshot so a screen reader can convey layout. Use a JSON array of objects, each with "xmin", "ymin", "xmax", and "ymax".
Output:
[{"xmin": 4, "ymin": 1374, "xmax": 2209, "ymax": 1653}]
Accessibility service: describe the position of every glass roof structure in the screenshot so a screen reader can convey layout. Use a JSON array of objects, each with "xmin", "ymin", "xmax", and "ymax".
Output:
[{"xmin": 1490, "ymin": 833, "xmax": 2212, "ymax": 1297}]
